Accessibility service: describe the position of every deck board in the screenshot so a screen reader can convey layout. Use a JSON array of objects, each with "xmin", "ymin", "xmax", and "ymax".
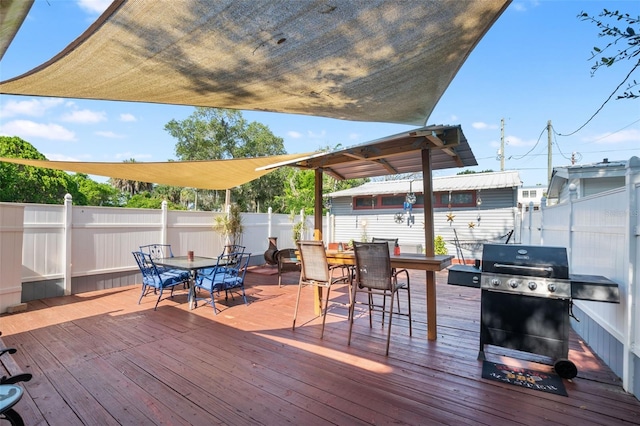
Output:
[{"xmin": 1, "ymin": 270, "xmax": 638, "ymax": 425}]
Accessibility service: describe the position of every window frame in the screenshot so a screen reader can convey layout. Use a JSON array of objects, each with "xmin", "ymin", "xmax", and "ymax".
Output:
[{"xmin": 433, "ymin": 191, "xmax": 476, "ymax": 208}]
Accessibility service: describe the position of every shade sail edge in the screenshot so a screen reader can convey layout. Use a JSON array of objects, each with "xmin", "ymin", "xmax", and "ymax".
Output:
[{"xmin": 0, "ymin": 153, "xmax": 315, "ymax": 190}]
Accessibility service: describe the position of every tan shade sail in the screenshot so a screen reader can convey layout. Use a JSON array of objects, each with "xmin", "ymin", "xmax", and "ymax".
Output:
[
  {"xmin": 0, "ymin": 153, "xmax": 314, "ymax": 190},
  {"xmin": 0, "ymin": 0, "xmax": 33, "ymax": 60},
  {"xmin": 0, "ymin": 0, "xmax": 510, "ymax": 125}
]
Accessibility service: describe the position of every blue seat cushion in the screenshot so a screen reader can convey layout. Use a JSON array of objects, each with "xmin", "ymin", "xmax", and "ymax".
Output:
[{"xmin": 143, "ymin": 271, "xmax": 188, "ymax": 289}]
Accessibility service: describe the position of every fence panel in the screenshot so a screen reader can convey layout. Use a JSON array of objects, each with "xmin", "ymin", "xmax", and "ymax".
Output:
[
  {"xmin": 569, "ymin": 190, "xmax": 627, "ymax": 342},
  {"xmin": 22, "ymin": 204, "xmax": 65, "ymax": 281}
]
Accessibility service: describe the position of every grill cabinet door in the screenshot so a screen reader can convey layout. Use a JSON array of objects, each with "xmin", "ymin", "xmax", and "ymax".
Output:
[{"xmin": 479, "ymin": 291, "xmax": 570, "ymax": 361}]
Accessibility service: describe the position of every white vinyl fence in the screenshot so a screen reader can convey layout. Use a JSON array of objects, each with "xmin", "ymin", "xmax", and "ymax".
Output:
[{"xmin": 0, "ymin": 196, "xmax": 315, "ymax": 313}]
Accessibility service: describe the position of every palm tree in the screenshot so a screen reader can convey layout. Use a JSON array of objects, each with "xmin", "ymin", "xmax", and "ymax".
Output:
[{"xmin": 108, "ymin": 158, "xmax": 153, "ymax": 196}]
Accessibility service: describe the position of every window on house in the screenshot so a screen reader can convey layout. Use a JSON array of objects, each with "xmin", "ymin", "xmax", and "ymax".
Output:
[
  {"xmin": 354, "ymin": 197, "xmax": 376, "ymax": 209},
  {"xmin": 434, "ymin": 191, "xmax": 475, "ymax": 208},
  {"xmin": 379, "ymin": 194, "xmax": 425, "ymax": 209},
  {"xmin": 380, "ymin": 195, "xmax": 405, "ymax": 207},
  {"xmin": 522, "ymin": 190, "xmax": 529, "ymax": 198},
  {"xmin": 530, "ymin": 190, "xmax": 537, "ymax": 198},
  {"xmin": 353, "ymin": 193, "xmax": 425, "ymax": 210}
]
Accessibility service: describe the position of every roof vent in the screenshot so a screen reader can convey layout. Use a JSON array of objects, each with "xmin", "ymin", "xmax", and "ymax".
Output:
[{"xmin": 602, "ymin": 158, "xmax": 609, "ymax": 163}]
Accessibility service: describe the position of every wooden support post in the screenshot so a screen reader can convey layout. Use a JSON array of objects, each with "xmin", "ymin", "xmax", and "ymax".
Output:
[
  {"xmin": 314, "ymin": 169, "xmax": 323, "ymax": 314},
  {"xmin": 421, "ymin": 148, "xmax": 438, "ymax": 340}
]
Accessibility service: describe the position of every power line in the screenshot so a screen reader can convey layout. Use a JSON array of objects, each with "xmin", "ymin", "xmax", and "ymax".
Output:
[
  {"xmin": 552, "ymin": 130, "xmax": 572, "ymax": 161},
  {"xmin": 554, "ymin": 59, "xmax": 640, "ymax": 137},
  {"xmin": 509, "ymin": 126, "xmax": 547, "ymax": 161},
  {"xmin": 571, "ymin": 117, "xmax": 640, "ymax": 144}
]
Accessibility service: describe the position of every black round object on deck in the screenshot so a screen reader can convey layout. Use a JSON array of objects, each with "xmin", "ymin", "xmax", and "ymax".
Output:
[{"xmin": 554, "ymin": 358, "xmax": 578, "ymax": 379}]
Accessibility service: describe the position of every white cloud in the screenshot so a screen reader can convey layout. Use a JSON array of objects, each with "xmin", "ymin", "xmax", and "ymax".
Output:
[
  {"xmin": 0, "ymin": 98, "xmax": 64, "ymax": 118},
  {"xmin": 119, "ymin": 113, "xmax": 137, "ymax": 122},
  {"xmin": 505, "ymin": 135, "xmax": 536, "ymax": 147},
  {"xmin": 511, "ymin": 1, "xmax": 539, "ymax": 12},
  {"xmin": 348, "ymin": 132, "xmax": 360, "ymax": 141},
  {"xmin": 585, "ymin": 128, "xmax": 640, "ymax": 144},
  {"xmin": 95, "ymin": 130, "xmax": 125, "ymax": 138},
  {"xmin": 61, "ymin": 109, "xmax": 107, "ymax": 124},
  {"xmin": 307, "ymin": 130, "xmax": 326, "ymax": 139},
  {"xmin": 0, "ymin": 120, "xmax": 76, "ymax": 141},
  {"xmin": 472, "ymin": 121, "xmax": 498, "ymax": 130},
  {"xmin": 44, "ymin": 153, "xmax": 91, "ymax": 161},
  {"xmin": 287, "ymin": 131, "xmax": 302, "ymax": 138},
  {"xmin": 490, "ymin": 135, "xmax": 535, "ymax": 148},
  {"xmin": 76, "ymin": 0, "xmax": 113, "ymax": 14}
]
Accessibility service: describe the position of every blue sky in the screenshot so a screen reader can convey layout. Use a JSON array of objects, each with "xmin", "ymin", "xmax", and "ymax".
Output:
[{"xmin": 1, "ymin": 0, "xmax": 638, "ymax": 188}]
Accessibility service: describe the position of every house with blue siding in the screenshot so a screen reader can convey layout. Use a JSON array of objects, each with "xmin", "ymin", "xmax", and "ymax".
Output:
[{"xmin": 325, "ymin": 170, "xmax": 522, "ymax": 261}]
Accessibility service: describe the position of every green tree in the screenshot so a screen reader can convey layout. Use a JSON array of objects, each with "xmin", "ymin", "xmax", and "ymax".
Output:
[
  {"xmin": 153, "ymin": 184, "xmax": 183, "ymax": 204},
  {"xmin": 580, "ymin": 9, "xmax": 639, "ymax": 99},
  {"xmin": 165, "ymin": 108, "xmax": 288, "ymax": 212},
  {"xmin": 275, "ymin": 168, "xmax": 368, "ymax": 216},
  {"xmin": 107, "ymin": 158, "xmax": 153, "ymax": 197},
  {"xmin": 276, "ymin": 168, "xmax": 317, "ymax": 216},
  {"xmin": 125, "ymin": 192, "xmax": 184, "ymax": 209},
  {"xmin": 0, "ymin": 136, "xmax": 85, "ymax": 204},
  {"xmin": 69, "ymin": 173, "xmax": 121, "ymax": 206}
]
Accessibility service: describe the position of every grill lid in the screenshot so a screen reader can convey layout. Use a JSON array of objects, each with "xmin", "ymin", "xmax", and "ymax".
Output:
[{"xmin": 481, "ymin": 244, "xmax": 569, "ymax": 279}]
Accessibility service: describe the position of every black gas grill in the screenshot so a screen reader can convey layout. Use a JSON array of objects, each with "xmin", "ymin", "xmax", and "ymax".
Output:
[{"xmin": 447, "ymin": 244, "xmax": 620, "ymax": 379}]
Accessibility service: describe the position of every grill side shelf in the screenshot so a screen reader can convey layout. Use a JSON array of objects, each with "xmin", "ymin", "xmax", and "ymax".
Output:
[
  {"xmin": 570, "ymin": 274, "xmax": 620, "ymax": 303},
  {"xmin": 447, "ymin": 265, "xmax": 481, "ymax": 288}
]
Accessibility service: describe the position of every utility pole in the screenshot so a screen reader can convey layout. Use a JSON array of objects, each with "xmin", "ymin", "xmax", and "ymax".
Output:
[
  {"xmin": 500, "ymin": 118, "xmax": 505, "ymax": 171},
  {"xmin": 547, "ymin": 120, "xmax": 552, "ymax": 184}
]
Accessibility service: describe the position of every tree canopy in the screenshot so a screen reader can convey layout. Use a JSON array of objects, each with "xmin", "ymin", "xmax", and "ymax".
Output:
[
  {"xmin": 165, "ymin": 107, "xmax": 289, "ymax": 212},
  {"xmin": 1, "ymin": 136, "xmax": 86, "ymax": 204}
]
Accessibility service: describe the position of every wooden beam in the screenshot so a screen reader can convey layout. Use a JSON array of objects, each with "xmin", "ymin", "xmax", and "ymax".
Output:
[
  {"xmin": 340, "ymin": 155, "xmax": 398, "ymax": 175},
  {"xmin": 322, "ymin": 167, "xmax": 345, "ymax": 181},
  {"xmin": 413, "ymin": 130, "xmax": 463, "ymax": 167},
  {"xmin": 298, "ymin": 139, "xmax": 423, "ymax": 169}
]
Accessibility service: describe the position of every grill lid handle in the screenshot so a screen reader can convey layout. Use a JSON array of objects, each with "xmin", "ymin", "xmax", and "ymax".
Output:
[{"xmin": 494, "ymin": 263, "xmax": 554, "ymax": 275}]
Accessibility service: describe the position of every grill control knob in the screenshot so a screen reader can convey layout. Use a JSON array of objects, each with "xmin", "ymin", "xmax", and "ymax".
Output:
[
  {"xmin": 491, "ymin": 278, "xmax": 501, "ymax": 287},
  {"xmin": 528, "ymin": 282, "xmax": 537, "ymax": 291},
  {"xmin": 508, "ymin": 279, "xmax": 519, "ymax": 289},
  {"xmin": 548, "ymin": 283, "xmax": 557, "ymax": 293}
]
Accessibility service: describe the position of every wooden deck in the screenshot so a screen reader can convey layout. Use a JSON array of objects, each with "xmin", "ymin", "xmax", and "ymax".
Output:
[{"xmin": 1, "ymin": 268, "xmax": 639, "ymax": 425}]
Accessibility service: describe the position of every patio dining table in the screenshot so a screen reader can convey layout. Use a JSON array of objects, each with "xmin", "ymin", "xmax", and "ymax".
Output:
[
  {"xmin": 325, "ymin": 250, "xmax": 453, "ymax": 340},
  {"xmin": 155, "ymin": 256, "xmax": 220, "ymax": 309}
]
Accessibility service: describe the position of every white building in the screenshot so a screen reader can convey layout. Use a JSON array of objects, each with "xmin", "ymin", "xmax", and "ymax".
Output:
[
  {"xmin": 325, "ymin": 170, "xmax": 522, "ymax": 261},
  {"xmin": 546, "ymin": 158, "xmax": 627, "ymax": 205},
  {"xmin": 517, "ymin": 186, "xmax": 545, "ymax": 210}
]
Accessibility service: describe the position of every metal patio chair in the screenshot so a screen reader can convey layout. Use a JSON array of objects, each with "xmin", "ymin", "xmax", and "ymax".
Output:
[
  {"xmin": 348, "ymin": 242, "xmax": 412, "ymax": 355},
  {"xmin": 275, "ymin": 248, "xmax": 300, "ymax": 287},
  {"xmin": 132, "ymin": 251, "xmax": 190, "ymax": 310},
  {"xmin": 292, "ymin": 240, "xmax": 351, "ymax": 339},
  {"xmin": 193, "ymin": 252, "xmax": 251, "ymax": 314},
  {"xmin": 371, "ymin": 237, "xmax": 398, "ymax": 253},
  {"xmin": 139, "ymin": 243, "xmax": 178, "ymax": 275},
  {"xmin": 198, "ymin": 245, "xmax": 246, "ymax": 277}
]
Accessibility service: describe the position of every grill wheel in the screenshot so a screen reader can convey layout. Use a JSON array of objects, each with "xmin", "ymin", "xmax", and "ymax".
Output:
[{"xmin": 554, "ymin": 358, "xmax": 578, "ymax": 379}]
